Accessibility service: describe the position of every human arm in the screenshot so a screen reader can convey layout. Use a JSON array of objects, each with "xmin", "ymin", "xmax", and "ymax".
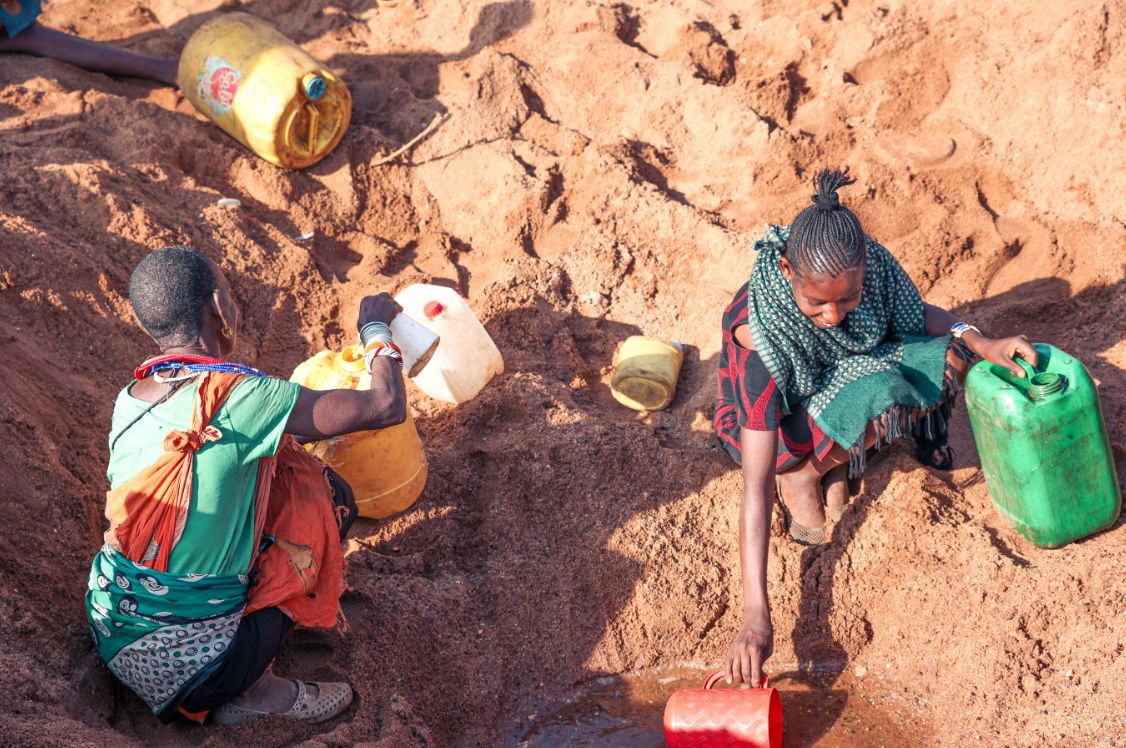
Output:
[
  {"xmin": 725, "ymin": 425, "xmax": 777, "ymax": 687},
  {"xmin": 0, "ymin": 23, "xmax": 179, "ymax": 85},
  {"xmin": 923, "ymin": 303, "xmax": 1039, "ymax": 377},
  {"xmin": 284, "ymin": 294, "xmax": 408, "ymax": 439}
]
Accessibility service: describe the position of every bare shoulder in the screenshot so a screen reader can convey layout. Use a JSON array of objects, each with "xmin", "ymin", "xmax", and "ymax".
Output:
[{"xmin": 733, "ymin": 324, "xmax": 756, "ymax": 351}]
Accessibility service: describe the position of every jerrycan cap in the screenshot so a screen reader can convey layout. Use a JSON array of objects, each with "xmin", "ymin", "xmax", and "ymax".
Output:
[
  {"xmin": 424, "ymin": 301, "xmax": 444, "ymax": 320},
  {"xmin": 303, "ymin": 73, "xmax": 327, "ymax": 101}
]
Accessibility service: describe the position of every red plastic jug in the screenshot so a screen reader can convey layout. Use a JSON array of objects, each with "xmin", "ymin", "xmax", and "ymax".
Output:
[{"xmin": 663, "ymin": 671, "xmax": 783, "ymax": 748}]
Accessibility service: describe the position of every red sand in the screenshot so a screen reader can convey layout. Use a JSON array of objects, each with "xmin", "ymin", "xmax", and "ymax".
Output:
[{"xmin": 1, "ymin": 0, "xmax": 1124, "ymax": 746}]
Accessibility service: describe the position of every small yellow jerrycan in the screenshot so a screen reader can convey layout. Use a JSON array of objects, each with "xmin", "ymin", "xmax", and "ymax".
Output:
[
  {"xmin": 611, "ymin": 336, "xmax": 685, "ymax": 411},
  {"xmin": 291, "ymin": 345, "xmax": 428, "ymax": 519},
  {"xmin": 178, "ymin": 12, "xmax": 352, "ymax": 168}
]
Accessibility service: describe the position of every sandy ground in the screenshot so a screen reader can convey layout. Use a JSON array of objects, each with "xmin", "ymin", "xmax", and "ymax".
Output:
[{"xmin": 1, "ymin": 0, "xmax": 1124, "ymax": 745}]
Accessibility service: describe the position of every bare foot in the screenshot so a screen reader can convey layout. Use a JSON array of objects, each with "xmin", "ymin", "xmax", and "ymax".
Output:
[
  {"xmin": 823, "ymin": 464, "xmax": 849, "ymax": 515},
  {"xmin": 777, "ymin": 471, "xmax": 826, "ymax": 530}
]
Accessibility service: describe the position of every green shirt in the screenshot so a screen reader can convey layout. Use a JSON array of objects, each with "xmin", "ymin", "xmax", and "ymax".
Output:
[{"xmin": 107, "ymin": 376, "xmax": 301, "ymax": 576}]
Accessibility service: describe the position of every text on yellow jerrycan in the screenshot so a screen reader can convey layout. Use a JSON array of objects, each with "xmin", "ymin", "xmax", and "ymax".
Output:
[
  {"xmin": 291, "ymin": 345, "xmax": 427, "ymax": 519},
  {"xmin": 611, "ymin": 336, "xmax": 685, "ymax": 411},
  {"xmin": 178, "ymin": 12, "xmax": 351, "ymax": 168}
]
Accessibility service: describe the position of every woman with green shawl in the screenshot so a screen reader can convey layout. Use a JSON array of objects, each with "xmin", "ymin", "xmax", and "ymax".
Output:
[{"xmin": 715, "ymin": 169, "xmax": 1038, "ymax": 687}]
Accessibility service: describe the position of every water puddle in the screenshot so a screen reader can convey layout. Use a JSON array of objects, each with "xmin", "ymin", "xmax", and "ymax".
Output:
[{"xmin": 518, "ymin": 665, "xmax": 931, "ymax": 747}]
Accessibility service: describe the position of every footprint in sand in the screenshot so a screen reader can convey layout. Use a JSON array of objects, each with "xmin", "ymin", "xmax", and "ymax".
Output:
[{"xmin": 871, "ymin": 133, "xmax": 957, "ymax": 168}]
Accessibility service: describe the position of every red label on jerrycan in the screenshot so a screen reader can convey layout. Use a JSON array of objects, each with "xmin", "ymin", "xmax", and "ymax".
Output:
[{"xmin": 664, "ymin": 671, "xmax": 783, "ymax": 747}]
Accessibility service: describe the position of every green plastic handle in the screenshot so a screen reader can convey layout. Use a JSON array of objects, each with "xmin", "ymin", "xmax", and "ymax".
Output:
[
  {"xmin": 1014, "ymin": 355, "xmax": 1039, "ymax": 381},
  {"xmin": 991, "ymin": 357, "xmax": 1033, "ymax": 390}
]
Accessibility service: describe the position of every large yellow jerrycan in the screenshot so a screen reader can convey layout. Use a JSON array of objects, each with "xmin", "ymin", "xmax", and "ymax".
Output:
[
  {"xmin": 178, "ymin": 12, "xmax": 352, "ymax": 168},
  {"xmin": 291, "ymin": 345, "xmax": 427, "ymax": 519}
]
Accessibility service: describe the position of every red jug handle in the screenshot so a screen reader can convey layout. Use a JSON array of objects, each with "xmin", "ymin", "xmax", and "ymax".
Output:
[{"xmin": 704, "ymin": 671, "xmax": 769, "ymax": 690}]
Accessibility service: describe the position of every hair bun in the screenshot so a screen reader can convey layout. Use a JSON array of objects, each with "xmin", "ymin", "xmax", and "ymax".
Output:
[
  {"xmin": 810, "ymin": 166, "xmax": 856, "ymax": 212},
  {"xmin": 811, "ymin": 191, "xmax": 840, "ymax": 211}
]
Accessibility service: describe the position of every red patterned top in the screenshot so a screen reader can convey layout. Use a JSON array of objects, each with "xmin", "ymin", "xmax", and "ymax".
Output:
[{"xmin": 714, "ymin": 282, "xmax": 784, "ymax": 456}]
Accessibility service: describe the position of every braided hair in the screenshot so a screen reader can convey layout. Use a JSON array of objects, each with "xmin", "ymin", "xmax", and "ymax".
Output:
[{"xmin": 784, "ymin": 167, "xmax": 866, "ymax": 277}]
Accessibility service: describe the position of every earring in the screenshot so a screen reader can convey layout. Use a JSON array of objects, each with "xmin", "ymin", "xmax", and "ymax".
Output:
[{"xmin": 221, "ymin": 326, "xmax": 234, "ymax": 340}]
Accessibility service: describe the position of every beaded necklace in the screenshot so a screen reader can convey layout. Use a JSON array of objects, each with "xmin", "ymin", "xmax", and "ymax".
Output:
[
  {"xmin": 112, "ymin": 355, "xmax": 267, "ymax": 451},
  {"xmin": 134, "ymin": 354, "xmax": 266, "ymax": 381}
]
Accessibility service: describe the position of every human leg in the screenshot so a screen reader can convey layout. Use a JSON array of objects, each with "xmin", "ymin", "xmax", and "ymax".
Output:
[
  {"xmin": 776, "ymin": 454, "xmax": 830, "ymax": 532},
  {"xmin": 776, "ymin": 415, "xmax": 882, "ymax": 540},
  {"xmin": 179, "ymin": 606, "xmax": 353, "ymax": 725},
  {"xmin": 178, "ymin": 607, "xmax": 294, "ymax": 714},
  {"xmin": 914, "ymin": 342, "xmax": 972, "ymax": 469},
  {"xmin": 773, "ymin": 401, "xmax": 849, "ymax": 533},
  {"xmin": 823, "ymin": 464, "xmax": 850, "ymax": 521},
  {"xmin": 0, "ymin": 22, "xmax": 178, "ymax": 85}
]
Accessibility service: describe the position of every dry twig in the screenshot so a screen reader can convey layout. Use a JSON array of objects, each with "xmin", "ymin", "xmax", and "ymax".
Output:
[{"xmin": 372, "ymin": 111, "xmax": 450, "ymax": 166}]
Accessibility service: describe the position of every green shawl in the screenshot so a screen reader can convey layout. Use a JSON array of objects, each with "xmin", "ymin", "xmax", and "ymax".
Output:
[{"xmin": 747, "ymin": 225, "xmax": 953, "ymax": 473}]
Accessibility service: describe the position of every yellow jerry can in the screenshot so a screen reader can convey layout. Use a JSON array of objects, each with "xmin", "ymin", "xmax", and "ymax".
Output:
[
  {"xmin": 610, "ymin": 336, "xmax": 685, "ymax": 411},
  {"xmin": 291, "ymin": 345, "xmax": 428, "ymax": 519},
  {"xmin": 178, "ymin": 12, "xmax": 352, "ymax": 168}
]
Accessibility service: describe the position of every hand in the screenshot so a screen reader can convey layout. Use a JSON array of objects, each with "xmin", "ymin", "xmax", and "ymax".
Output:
[
  {"xmin": 357, "ymin": 293, "xmax": 401, "ymax": 329},
  {"xmin": 726, "ymin": 608, "xmax": 774, "ymax": 687},
  {"xmin": 966, "ymin": 333, "xmax": 1038, "ymax": 377}
]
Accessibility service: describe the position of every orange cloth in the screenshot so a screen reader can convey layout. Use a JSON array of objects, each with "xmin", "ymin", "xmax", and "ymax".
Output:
[
  {"xmin": 245, "ymin": 435, "xmax": 345, "ymax": 628},
  {"xmin": 104, "ymin": 372, "xmax": 242, "ymax": 571}
]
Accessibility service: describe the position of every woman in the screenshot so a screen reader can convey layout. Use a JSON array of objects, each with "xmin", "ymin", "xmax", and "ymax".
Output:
[
  {"xmin": 715, "ymin": 169, "xmax": 1038, "ymax": 687},
  {"xmin": 86, "ymin": 246, "xmax": 408, "ymax": 725}
]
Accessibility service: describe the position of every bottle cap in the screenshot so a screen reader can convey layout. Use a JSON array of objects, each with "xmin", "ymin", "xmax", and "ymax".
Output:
[
  {"xmin": 303, "ymin": 74, "xmax": 327, "ymax": 101},
  {"xmin": 424, "ymin": 301, "xmax": 444, "ymax": 320}
]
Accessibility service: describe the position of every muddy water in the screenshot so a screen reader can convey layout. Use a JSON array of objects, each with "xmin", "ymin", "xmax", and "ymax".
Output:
[{"xmin": 518, "ymin": 665, "xmax": 932, "ymax": 747}]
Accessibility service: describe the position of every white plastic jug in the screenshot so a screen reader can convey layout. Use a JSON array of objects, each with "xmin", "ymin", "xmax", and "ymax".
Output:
[{"xmin": 393, "ymin": 284, "xmax": 504, "ymax": 404}]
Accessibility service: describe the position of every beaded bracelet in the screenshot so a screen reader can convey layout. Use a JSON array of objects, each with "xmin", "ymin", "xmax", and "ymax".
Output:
[
  {"xmin": 363, "ymin": 339, "xmax": 401, "ymax": 356},
  {"xmin": 363, "ymin": 344, "xmax": 404, "ymax": 373}
]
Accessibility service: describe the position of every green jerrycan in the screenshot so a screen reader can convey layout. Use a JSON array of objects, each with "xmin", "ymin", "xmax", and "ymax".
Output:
[{"xmin": 965, "ymin": 343, "xmax": 1121, "ymax": 548}]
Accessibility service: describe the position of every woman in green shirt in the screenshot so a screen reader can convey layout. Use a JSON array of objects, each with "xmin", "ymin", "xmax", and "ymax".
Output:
[{"xmin": 86, "ymin": 247, "xmax": 407, "ymax": 725}]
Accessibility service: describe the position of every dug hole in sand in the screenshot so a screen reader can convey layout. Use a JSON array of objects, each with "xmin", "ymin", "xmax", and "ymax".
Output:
[{"xmin": 1, "ymin": 0, "xmax": 1124, "ymax": 745}]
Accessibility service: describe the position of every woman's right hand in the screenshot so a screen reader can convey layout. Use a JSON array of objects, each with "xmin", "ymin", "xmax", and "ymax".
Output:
[
  {"xmin": 357, "ymin": 293, "xmax": 401, "ymax": 330},
  {"xmin": 726, "ymin": 607, "xmax": 774, "ymax": 687}
]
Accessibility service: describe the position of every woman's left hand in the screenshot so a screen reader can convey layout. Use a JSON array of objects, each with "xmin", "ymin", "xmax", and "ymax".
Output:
[{"xmin": 966, "ymin": 333, "xmax": 1039, "ymax": 377}]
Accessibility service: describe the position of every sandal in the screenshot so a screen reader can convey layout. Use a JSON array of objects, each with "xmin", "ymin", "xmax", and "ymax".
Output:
[
  {"xmin": 212, "ymin": 680, "xmax": 354, "ymax": 726},
  {"xmin": 914, "ymin": 435, "xmax": 955, "ymax": 470},
  {"xmin": 914, "ymin": 399, "xmax": 955, "ymax": 470},
  {"xmin": 775, "ymin": 477, "xmax": 826, "ymax": 546}
]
